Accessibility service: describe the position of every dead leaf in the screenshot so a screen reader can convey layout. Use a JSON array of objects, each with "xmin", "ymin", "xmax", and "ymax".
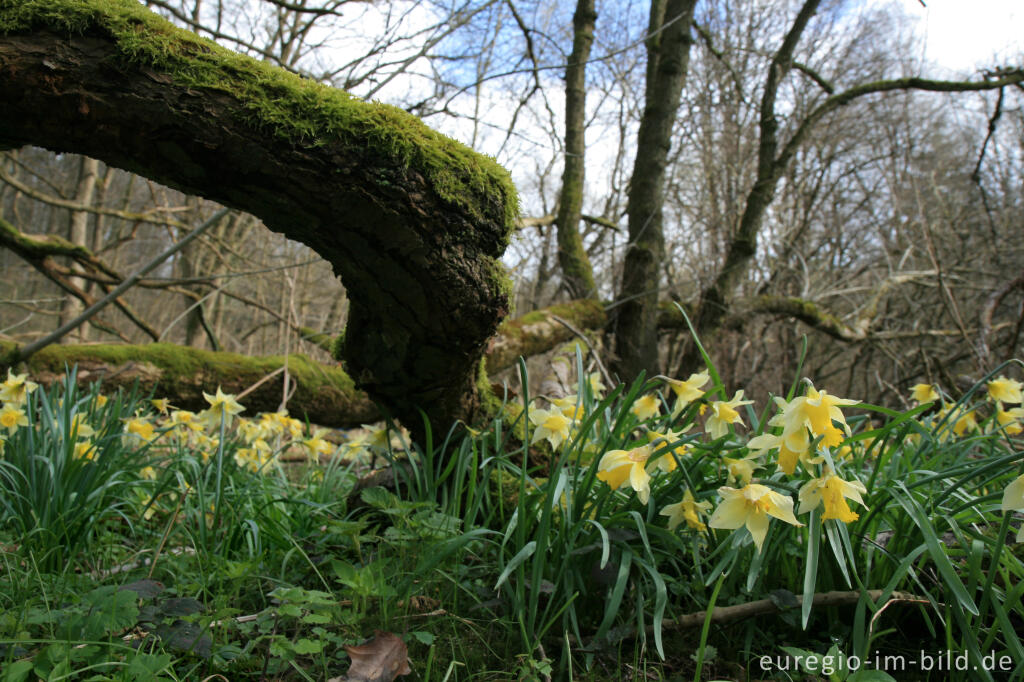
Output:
[{"xmin": 340, "ymin": 630, "xmax": 411, "ymax": 682}]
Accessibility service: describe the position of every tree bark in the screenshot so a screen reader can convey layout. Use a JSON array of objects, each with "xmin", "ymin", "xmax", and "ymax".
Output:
[
  {"xmin": 0, "ymin": 0, "xmax": 518, "ymax": 437},
  {"xmin": 554, "ymin": 0, "xmax": 598, "ymax": 300},
  {"xmin": 612, "ymin": 0, "xmax": 697, "ymax": 381},
  {"xmin": 60, "ymin": 156, "xmax": 100, "ymax": 343}
]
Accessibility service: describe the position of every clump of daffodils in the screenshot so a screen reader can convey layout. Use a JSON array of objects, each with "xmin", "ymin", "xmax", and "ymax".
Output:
[{"xmin": 747, "ymin": 383, "xmax": 858, "ymax": 475}]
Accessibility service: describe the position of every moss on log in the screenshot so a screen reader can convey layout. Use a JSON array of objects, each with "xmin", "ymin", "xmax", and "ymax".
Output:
[
  {"xmin": 0, "ymin": 0, "xmax": 518, "ymax": 437},
  {"xmin": 486, "ymin": 299, "xmax": 606, "ymax": 373},
  {"xmin": 0, "ymin": 341, "xmax": 378, "ymax": 427}
]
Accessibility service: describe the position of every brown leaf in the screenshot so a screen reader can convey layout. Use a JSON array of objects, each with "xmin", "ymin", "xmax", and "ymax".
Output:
[{"xmin": 341, "ymin": 630, "xmax": 411, "ymax": 682}]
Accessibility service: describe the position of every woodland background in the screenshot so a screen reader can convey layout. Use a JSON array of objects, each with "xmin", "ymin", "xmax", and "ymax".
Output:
[{"xmin": 2, "ymin": 0, "xmax": 1022, "ymax": 413}]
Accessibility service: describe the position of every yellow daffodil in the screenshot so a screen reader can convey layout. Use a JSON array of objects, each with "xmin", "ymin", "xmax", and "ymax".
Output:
[
  {"xmin": 798, "ymin": 472, "xmax": 867, "ymax": 523},
  {"xmin": 1001, "ymin": 474, "xmax": 1024, "ymax": 543},
  {"xmin": 588, "ymin": 373, "xmax": 606, "ymax": 396},
  {"xmin": 139, "ymin": 495, "xmax": 158, "ymax": 521},
  {"xmin": 124, "ymin": 416, "xmax": 156, "ymax": 442},
  {"xmin": 771, "ymin": 385, "xmax": 856, "ymax": 451},
  {"xmin": 665, "ymin": 370, "xmax": 710, "ymax": 415},
  {"xmin": 660, "ymin": 489, "xmax": 712, "ymax": 532},
  {"xmin": 95, "ymin": 394, "xmax": 108, "ymax": 407},
  {"xmin": 170, "ymin": 410, "xmax": 204, "ymax": 433},
  {"xmin": 596, "ymin": 445, "xmax": 653, "ymax": 503},
  {"xmin": 910, "ymin": 383, "xmax": 940, "ymax": 403},
  {"xmin": 647, "ymin": 428, "xmax": 689, "ymax": 472},
  {"xmin": 705, "ymin": 390, "xmax": 753, "ymax": 439},
  {"xmin": 708, "ymin": 484, "xmax": 803, "ymax": 553},
  {"xmin": 140, "ymin": 466, "xmax": 158, "ymax": 480},
  {"xmin": 631, "ymin": 394, "xmax": 661, "ymax": 421},
  {"xmin": 150, "ymin": 398, "xmax": 172, "ymax": 415},
  {"xmin": 201, "ymin": 387, "xmax": 244, "ymax": 425},
  {"xmin": 70, "ymin": 413, "xmax": 95, "ymax": 439},
  {"xmin": 550, "ymin": 395, "xmax": 585, "ymax": 421},
  {"xmin": 529, "ymin": 408, "xmax": 573, "ymax": 449},
  {"xmin": 722, "ymin": 454, "xmax": 762, "ymax": 486},
  {"xmin": 995, "ymin": 403, "xmax": 1024, "ymax": 436},
  {"xmin": 73, "ymin": 440, "xmax": 97, "ymax": 461},
  {"xmin": 303, "ymin": 429, "xmax": 336, "ymax": 458},
  {"xmin": 988, "ymin": 376, "xmax": 1023, "ymax": 404},
  {"xmin": 0, "ymin": 404, "xmax": 29, "ymax": 433},
  {"xmin": 0, "ymin": 369, "xmax": 38, "ymax": 405},
  {"xmin": 747, "ymin": 425, "xmax": 815, "ymax": 476},
  {"xmin": 195, "ymin": 434, "xmax": 219, "ymax": 463},
  {"xmin": 952, "ymin": 408, "xmax": 978, "ymax": 437}
]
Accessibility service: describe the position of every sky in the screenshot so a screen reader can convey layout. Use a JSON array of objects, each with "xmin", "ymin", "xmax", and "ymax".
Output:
[{"xmin": 913, "ymin": 0, "xmax": 1023, "ymax": 73}]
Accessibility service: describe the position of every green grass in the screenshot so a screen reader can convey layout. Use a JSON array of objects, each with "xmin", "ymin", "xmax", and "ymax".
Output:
[{"xmin": 1, "ymin": 353, "xmax": 1023, "ymax": 680}]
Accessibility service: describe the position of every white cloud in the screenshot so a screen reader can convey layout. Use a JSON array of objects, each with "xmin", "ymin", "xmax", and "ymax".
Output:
[{"xmin": 918, "ymin": 0, "xmax": 1023, "ymax": 73}]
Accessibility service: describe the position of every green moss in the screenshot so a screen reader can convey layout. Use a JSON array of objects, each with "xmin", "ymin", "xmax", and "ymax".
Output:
[
  {"xmin": 21, "ymin": 342, "xmax": 354, "ymax": 392},
  {"xmin": 0, "ymin": 0, "xmax": 519, "ymax": 232},
  {"xmin": 476, "ymin": 355, "xmax": 503, "ymax": 418}
]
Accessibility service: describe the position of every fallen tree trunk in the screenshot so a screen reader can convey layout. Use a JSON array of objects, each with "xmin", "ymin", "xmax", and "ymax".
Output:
[
  {"xmin": 0, "ymin": 341, "xmax": 380, "ymax": 428},
  {"xmin": 0, "ymin": 299, "xmax": 607, "ymax": 427},
  {"xmin": 0, "ymin": 0, "xmax": 518, "ymax": 437}
]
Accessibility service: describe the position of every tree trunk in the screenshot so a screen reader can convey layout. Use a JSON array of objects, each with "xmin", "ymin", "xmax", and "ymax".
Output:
[
  {"xmin": 554, "ymin": 0, "xmax": 598, "ymax": 300},
  {"xmin": 0, "ymin": 0, "xmax": 518, "ymax": 437},
  {"xmin": 612, "ymin": 0, "xmax": 698, "ymax": 381},
  {"xmin": 0, "ymin": 299, "xmax": 605, "ymax": 428},
  {"xmin": 59, "ymin": 156, "xmax": 100, "ymax": 343}
]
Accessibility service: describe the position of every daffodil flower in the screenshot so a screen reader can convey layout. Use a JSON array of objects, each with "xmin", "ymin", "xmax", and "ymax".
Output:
[
  {"xmin": 0, "ymin": 369, "xmax": 38, "ymax": 405},
  {"xmin": 70, "ymin": 413, "xmax": 95, "ymax": 439},
  {"xmin": 747, "ymin": 426, "xmax": 814, "ymax": 476},
  {"xmin": 0, "ymin": 403, "xmax": 29, "ymax": 433},
  {"xmin": 201, "ymin": 387, "xmax": 245, "ymax": 426},
  {"xmin": 303, "ymin": 428, "xmax": 336, "ymax": 457},
  {"xmin": 124, "ymin": 416, "xmax": 156, "ymax": 442},
  {"xmin": 988, "ymin": 376, "xmax": 1023, "ymax": 404},
  {"xmin": 150, "ymin": 398, "xmax": 172, "ymax": 414},
  {"xmin": 708, "ymin": 484, "xmax": 803, "ymax": 553},
  {"xmin": 647, "ymin": 428, "xmax": 689, "ymax": 472},
  {"xmin": 995, "ymin": 403, "xmax": 1024, "ymax": 436},
  {"xmin": 910, "ymin": 383, "xmax": 940, "ymax": 403},
  {"xmin": 529, "ymin": 407, "xmax": 572, "ymax": 449},
  {"xmin": 797, "ymin": 472, "xmax": 867, "ymax": 523},
  {"xmin": 1001, "ymin": 474, "xmax": 1024, "ymax": 543},
  {"xmin": 631, "ymin": 394, "xmax": 661, "ymax": 421},
  {"xmin": 74, "ymin": 440, "xmax": 97, "ymax": 461},
  {"xmin": 705, "ymin": 390, "xmax": 753, "ymax": 439},
  {"xmin": 550, "ymin": 395, "xmax": 585, "ymax": 421},
  {"xmin": 661, "ymin": 489, "xmax": 712, "ymax": 532},
  {"xmin": 952, "ymin": 407, "xmax": 978, "ymax": 437},
  {"xmin": 665, "ymin": 370, "xmax": 709, "ymax": 415},
  {"xmin": 596, "ymin": 445, "xmax": 653, "ymax": 503},
  {"xmin": 722, "ymin": 454, "xmax": 761, "ymax": 486}
]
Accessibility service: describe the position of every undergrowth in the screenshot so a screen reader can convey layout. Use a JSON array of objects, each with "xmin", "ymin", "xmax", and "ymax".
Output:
[{"xmin": 1, "ymin": 343, "xmax": 1023, "ymax": 681}]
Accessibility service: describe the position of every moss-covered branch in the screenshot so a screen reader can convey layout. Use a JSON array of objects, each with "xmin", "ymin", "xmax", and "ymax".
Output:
[
  {"xmin": 486, "ymin": 299, "xmax": 606, "ymax": 373},
  {"xmin": 0, "ymin": 0, "xmax": 518, "ymax": 437}
]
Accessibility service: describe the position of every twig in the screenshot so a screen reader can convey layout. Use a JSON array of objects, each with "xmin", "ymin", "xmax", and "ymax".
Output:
[
  {"xmin": 15, "ymin": 208, "xmax": 230, "ymax": 363},
  {"xmin": 550, "ymin": 313, "xmax": 613, "ymax": 390}
]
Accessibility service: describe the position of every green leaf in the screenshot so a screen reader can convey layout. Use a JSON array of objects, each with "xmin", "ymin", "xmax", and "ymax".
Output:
[
  {"xmin": 411, "ymin": 631, "xmax": 435, "ymax": 646},
  {"xmin": 494, "ymin": 540, "xmax": 536, "ymax": 590},
  {"xmin": 803, "ymin": 508, "xmax": 821, "ymax": 628},
  {"xmin": 893, "ymin": 483, "xmax": 978, "ymax": 615},
  {"xmin": 2, "ymin": 660, "xmax": 34, "ymax": 682},
  {"xmin": 292, "ymin": 638, "xmax": 323, "ymax": 655}
]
